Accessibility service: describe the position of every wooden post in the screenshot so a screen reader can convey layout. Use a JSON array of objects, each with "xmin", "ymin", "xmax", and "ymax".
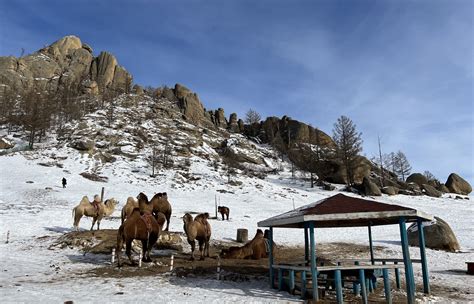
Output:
[
  {"xmin": 368, "ymin": 222, "xmax": 374, "ymax": 265},
  {"xmin": 111, "ymin": 248, "xmax": 115, "ymax": 264},
  {"xmin": 335, "ymin": 269, "xmax": 343, "ymax": 304},
  {"xmin": 394, "ymin": 262, "xmax": 401, "ymax": 289},
  {"xmin": 278, "ymin": 268, "xmax": 283, "ymax": 290},
  {"xmin": 236, "ymin": 228, "xmax": 248, "ymax": 243},
  {"xmin": 417, "ymin": 218, "xmax": 430, "ymax": 294},
  {"xmin": 399, "ymin": 217, "xmax": 415, "ymax": 304},
  {"xmin": 170, "ymin": 254, "xmax": 174, "ymax": 272},
  {"xmin": 100, "ymin": 187, "xmax": 105, "ymax": 202},
  {"xmin": 289, "ymin": 269, "xmax": 295, "ymax": 294},
  {"xmin": 138, "ymin": 249, "xmax": 142, "ymax": 268},
  {"xmin": 215, "ymin": 195, "xmax": 218, "ymax": 219},
  {"xmin": 269, "ymin": 227, "xmax": 274, "ymax": 288},
  {"xmin": 358, "ymin": 264, "xmax": 368, "ymax": 304},
  {"xmin": 383, "ymin": 268, "xmax": 392, "ymax": 304},
  {"xmin": 301, "ymin": 270, "xmax": 307, "ymax": 299},
  {"xmin": 304, "ymin": 227, "xmax": 309, "ymax": 265},
  {"xmin": 309, "ymin": 222, "xmax": 318, "ymax": 301}
]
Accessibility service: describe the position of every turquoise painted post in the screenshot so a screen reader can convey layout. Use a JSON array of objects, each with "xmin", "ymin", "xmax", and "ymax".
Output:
[
  {"xmin": 399, "ymin": 218, "xmax": 415, "ymax": 304},
  {"xmin": 278, "ymin": 268, "xmax": 283, "ymax": 290},
  {"xmin": 417, "ymin": 218, "xmax": 430, "ymax": 294},
  {"xmin": 269, "ymin": 227, "xmax": 274, "ymax": 288},
  {"xmin": 368, "ymin": 222, "xmax": 375, "ymax": 265},
  {"xmin": 383, "ymin": 268, "xmax": 392, "ymax": 304},
  {"xmin": 394, "ymin": 261, "xmax": 401, "ymax": 289},
  {"xmin": 309, "ymin": 222, "xmax": 319, "ymax": 301},
  {"xmin": 358, "ymin": 267, "xmax": 368, "ymax": 304},
  {"xmin": 301, "ymin": 270, "xmax": 307, "ymax": 299},
  {"xmin": 335, "ymin": 270, "xmax": 343, "ymax": 304},
  {"xmin": 289, "ymin": 269, "xmax": 295, "ymax": 294},
  {"xmin": 304, "ymin": 227, "xmax": 309, "ymax": 265},
  {"xmin": 353, "ymin": 261, "xmax": 360, "ymax": 295}
]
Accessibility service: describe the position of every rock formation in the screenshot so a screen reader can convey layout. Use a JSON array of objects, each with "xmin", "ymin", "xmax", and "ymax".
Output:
[
  {"xmin": 445, "ymin": 173, "xmax": 472, "ymax": 195},
  {"xmin": 407, "ymin": 217, "xmax": 460, "ymax": 252},
  {"xmin": 0, "ymin": 35, "xmax": 132, "ymax": 96}
]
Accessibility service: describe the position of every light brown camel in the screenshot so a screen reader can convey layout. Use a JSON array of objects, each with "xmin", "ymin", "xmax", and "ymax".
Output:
[
  {"xmin": 72, "ymin": 195, "xmax": 118, "ymax": 231},
  {"xmin": 121, "ymin": 196, "xmax": 138, "ymax": 223},
  {"xmin": 116, "ymin": 203, "xmax": 162, "ymax": 267},
  {"xmin": 221, "ymin": 229, "xmax": 273, "ymax": 259},
  {"xmin": 150, "ymin": 192, "xmax": 172, "ymax": 231},
  {"xmin": 182, "ymin": 212, "xmax": 211, "ymax": 260}
]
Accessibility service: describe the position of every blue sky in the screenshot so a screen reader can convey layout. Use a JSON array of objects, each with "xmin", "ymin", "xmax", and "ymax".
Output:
[{"xmin": 1, "ymin": 0, "xmax": 473, "ymax": 187}]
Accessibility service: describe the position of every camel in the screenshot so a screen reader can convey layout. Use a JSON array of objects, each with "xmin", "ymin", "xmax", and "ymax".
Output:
[
  {"xmin": 121, "ymin": 196, "xmax": 139, "ymax": 223},
  {"xmin": 221, "ymin": 229, "xmax": 273, "ymax": 259},
  {"xmin": 116, "ymin": 207, "xmax": 162, "ymax": 267},
  {"xmin": 72, "ymin": 195, "xmax": 118, "ymax": 231},
  {"xmin": 217, "ymin": 206, "xmax": 230, "ymax": 220},
  {"xmin": 150, "ymin": 192, "xmax": 172, "ymax": 231},
  {"xmin": 182, "ymin": 212, "xmax": 211, "ymax": 260}
]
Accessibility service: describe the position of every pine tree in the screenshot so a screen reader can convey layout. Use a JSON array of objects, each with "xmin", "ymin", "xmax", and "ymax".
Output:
[
  {"xmin": 332, "ymin": 115, "xmax": 363, "ymax": 185},
  {"xmin": 244, "ymin": 109, "xmax": 261, "ymax": 124},
  {"xmin": 393, "ymin": 151, "xmax": 411, "ymax": 181}
]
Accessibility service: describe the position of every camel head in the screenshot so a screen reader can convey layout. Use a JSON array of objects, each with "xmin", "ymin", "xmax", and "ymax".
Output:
[
  {"xmin": 183, "ymin": 213, "xmax": 193, "ymax": 224},
  {"xmin": 137, "ymin": 192, "xmax": 149, "ymax": 204},
  {"xmin": 105, "ymin": 198, "xmax": 118, "ymax": 207},
  {"xmin": 255, "ymin": 229, "xmax": 264, "ymax": 238}
]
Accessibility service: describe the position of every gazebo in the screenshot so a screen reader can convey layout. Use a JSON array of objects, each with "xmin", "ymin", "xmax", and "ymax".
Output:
[{"xmin": 258, "ymin": 193, "xmax": 433, "ymax": 304}]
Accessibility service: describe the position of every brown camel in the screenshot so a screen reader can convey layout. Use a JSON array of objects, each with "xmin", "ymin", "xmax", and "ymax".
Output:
[
  {"xmin": 137, "ymin": 192, "xmax": 154, "ymax": 215},
  {"xmin": 182, "ymin": 212, "xmax": 211, "ymax": 260},
  {"xmin": 72, "ymin": 195, "xmax": 118, "ymax": 231},
  {"xmin": 217, "ymin": 206, "xmax": 230, "ymax": 220},
  {"xmin": 116, "ymin": 193, "xmax": 162, "ymax": 267},
  {"xmin": 221, "ymin": 229, "xmax": 273, "ymax": 259},
  {"xmin": 150, "ymin": 192, "xmax": 172, "ymax": 231},
  {"xmin": 121, "ymin": 196, "xmax": 138, "ymax": 223}
]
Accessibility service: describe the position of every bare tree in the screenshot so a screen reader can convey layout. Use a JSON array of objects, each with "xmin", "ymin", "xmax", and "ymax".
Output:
[
  {"xmin": 393, "ymin": 150, "xmax": 411, "ymax": 181},
  {"xmin": 332, "ymin": 115, "xmax": 363, "ymax": 185},
  {"xmin": 244, "ymin": 108, "xmax": 261, "ymax": 124},
  {"xmin": 423, "ymin": 170, "xmax": 438, "ymax": 182}
]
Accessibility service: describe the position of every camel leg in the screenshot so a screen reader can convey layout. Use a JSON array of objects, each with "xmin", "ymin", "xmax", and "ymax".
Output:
[
  {"xmin": 199, "ymin": 240, "xmax": 205, "ymax": 261},
  {"xmin": 141, "ymin": 240, "xmax": 148, "ymax": 262},
  {"xmin": 126, "ymin": 240, "xmax": 135, "ymax": 266},
  {"xmin": 188, "ymin": 239, "xmax": 196, "ymax": 261},
  {"xmin": 90, "ymin": 217, "xmax": 96, "ymax": 231},
  {"xmin": 116, "ymin": 239, "xmax": 123, "ymax": 267},
  {"xmin": 221, "ymin": 214, "xmax": 224, "ymax": 221},
  {"xmin": 205, "ymin": 239, "xmax": 210, "ymax": 257},
  {"xmin": 97, "ymin": 219, "xmax": 101, "ymax": 231},
  {"xmin": 165, "ymin": 214, "xmax": 170, "ymax": 232}
]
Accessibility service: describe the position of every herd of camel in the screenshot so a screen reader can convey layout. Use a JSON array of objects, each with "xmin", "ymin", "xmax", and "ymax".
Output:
[{"xmin": 71, "ymin": 193, "xmax": 273, "ymax": 267}]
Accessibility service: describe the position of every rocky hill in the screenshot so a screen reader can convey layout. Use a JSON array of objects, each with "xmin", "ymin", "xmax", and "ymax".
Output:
[{"xmin": 0, "ymin": 35, "xmax": 471, "ymax": 197}]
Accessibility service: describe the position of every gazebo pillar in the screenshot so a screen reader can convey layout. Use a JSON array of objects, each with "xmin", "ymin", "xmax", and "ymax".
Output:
[
  {"xmin": 308, "ymin": 222, "xmax": 318, "ymax": 301},
  {"xmin": 304, "ymin": 227, "xmax": 309, "ymax": 264},
  {"xmin": 268, "ymin": 227, "xmax": 274, "ymax": 288},
  {"xmin": 399, "ymin": 217, "xmax": 415, "ymax": 304},
  {"xmin": 368, "ymin": 222, "xmax": 375, "ymax": 265},
  {"xmin": 417, "ymin": 218, "xmax": 430, "ymax": 294}
]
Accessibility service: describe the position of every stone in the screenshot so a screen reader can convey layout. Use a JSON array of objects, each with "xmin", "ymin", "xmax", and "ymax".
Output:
[
  {"xmin": 437, "ymin": 184, "xmax": 450, "ymax": 193},
  {"xmin": 382, "ymin": 186, "xmax": 398, "ymax": 195},
  {"xmin": 407, "ymin": 216, "xmax": 460, "ymax": 252},
  {"xmin": 214, "ymin": 108, "xmax": 227, "ymax": 128},
  {"xmin": 362, "ymin": 177, "xmax": 381, "ymax": 196},
  {"xmin": 71, "ymin": 139, "xmax": 94, "ymax": 151},
  {"xmin": 406, "ymin": 173, "xmax": 428, "ymax": 187},
  {"xmin": 91, "ymin": 51, "xmax": 117, "ymax": 89},
  {"xmin": 228, "ymin": 113, "xmax": 239, "ymax": 132},
  {"xmin": 132, "ymin": 84, "xmax": 144, "ymax": 95},
  {"xmin": 0, "ymin": 138, "xmax": 14, "ymax": 149},
  {"xmin": 112, "ymin": 65, "xmax": 132, "ymax": 93},
  {"xmin": 326, "ymin": 156, "xmax": 372, "ymax": 185},
  {"xmin": 81, "ymin": 43, "xmax": 93, "ymax": 54},
  {"xmin": 422, "ymin": 184, "xmax": 442, "ymax": 198},
  {"xmin": 174, "ymin": 83, "xmax": 207, "ymax": 125},
  {"xmin": 445, "ymin": 173, "xmax": 472, "ymax": 195}
]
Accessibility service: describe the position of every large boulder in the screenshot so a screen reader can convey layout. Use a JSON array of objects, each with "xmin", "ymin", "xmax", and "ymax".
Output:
[
  {"xmin": 362, "ymin": 177, "xmax": 381, "ymax": 196},
  {"xmin": 91, "ymin": 51, "xmax": 118, "ymax": 89},
  {"xmin": 437, "ymin": 183, "xmax": 450, "ymax": 193},
  {"xmin": 326, "ymin": 156, "xmax": 372, "ymax": 185},
  {"xmin": 421, "ymin": 184, "xmax": 442, "ymax": 198},
  {"xmin": 445, "ymin": 173, "xmax": 472, "ymax": 195},
  {"xmin": 228, "ymin": 113, "xmax": 240, "ymax": 132},
  {"xmin": 382, "ymin": 186, "xmax": 399, "ymax": 196},
  {"xmin": 407, "ymin": 217, "xmax": 460, "ymax": 252},
  {"xmin": 406, "ymin": 173, "xmax": 428, "ymax": 187}
]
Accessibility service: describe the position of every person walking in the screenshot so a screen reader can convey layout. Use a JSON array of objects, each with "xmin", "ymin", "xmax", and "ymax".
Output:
[{"xmin": 62, "ymin": 177, "xmax": 67, "ymax": 188}]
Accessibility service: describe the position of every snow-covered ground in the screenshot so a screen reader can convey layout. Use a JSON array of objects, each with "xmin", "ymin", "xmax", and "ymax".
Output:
[{"xmin": 1, "ymin": 140, "xmax": 473, "ymax": 302}]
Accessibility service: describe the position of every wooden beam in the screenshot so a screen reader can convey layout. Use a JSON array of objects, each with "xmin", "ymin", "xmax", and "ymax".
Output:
[
  {"xmin": 269, "ymin": 227, "xmax": 274, "ymax": 288},
  {"xmin": 417, "ymin": 218, "xmax": 430, "ymax": 294},
  {"xmin": 368, "ymin": 222, "xmax": 374, "ymax": 265},
  {"xmin": 399, "ymin": 217, "xmax": 415, "ymax": 304},
  {"xmin": 308, "ymin": 222, "xmax": 318, "ymax": 301}
]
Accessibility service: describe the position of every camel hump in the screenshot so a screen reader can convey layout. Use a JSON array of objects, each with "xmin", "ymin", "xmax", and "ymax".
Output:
[{"xmin": 80, "ymin": 196, "xmax": 90, "ymax": 204}]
